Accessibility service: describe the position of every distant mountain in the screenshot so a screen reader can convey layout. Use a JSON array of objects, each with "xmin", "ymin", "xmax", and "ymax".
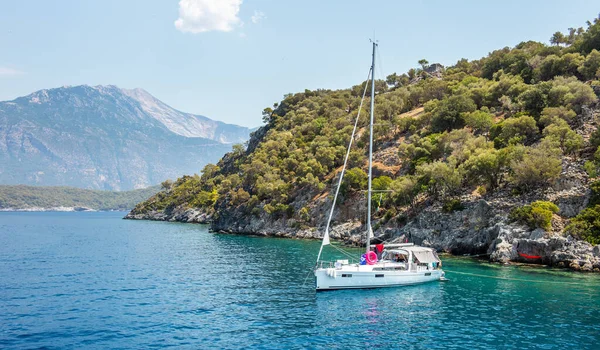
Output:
[{"xmin": 0, "ymin": 85, "xmax": 251, "ymax": 190}]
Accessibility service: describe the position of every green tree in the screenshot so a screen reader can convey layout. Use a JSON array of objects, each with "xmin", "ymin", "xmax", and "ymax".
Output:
[
  {"xmin": 463, "ymin": 110, "xmax": 494, "ymax": 135},
  {"xmin": 416, "ymin": 161, "xmax": 462, "ymax": 199},
  {"xmin": 517, "ymin": 86, "xmax": 548, "ymax": 117},
  {"xmin": 430, "ymin": 95, "xmax": 477, "ymax": 132},
  {"xmin": 343, "ymin": 167, "xmax": 368, "ymax": 192},
  {"xmin": 578, "ymin": 49, "xmax": 600, "ymax": 80},
  {"xmin": 510, "ymin": 142, "xmax": 562, "ymax": 190},
  {"xmin": 538, "ymin": 107, "xmax": 577, "ymax": 127},
  {"xmin": 550, "ymin": 31, "xmax": 565, "ymax": 46},
  {"xmin": 262, "ymin": 107, "xmax": 274, "ymax": 123},
  {"xmin": 498, "ymin": 115, "xmax": 539, "ymax": 146},
  {"xmin": 390, "ymin": 175, "xmax": 419, "ymax": 207},
  {"xmin": 542, "ymin": 120, "xmax": 583, "ymax": 155},
  {"xmin": 548, "ymin": 76, "xmax": 597, "ymax": 113},
  {"xmin": 461, "ymin": 149, "xmax": 503, "ymax": 191}
]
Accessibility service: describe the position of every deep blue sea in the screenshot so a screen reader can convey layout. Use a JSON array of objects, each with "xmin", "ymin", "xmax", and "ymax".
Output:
[{"xmin": 1, "ymin": 212, "xmax": 600, "ymax": 349}]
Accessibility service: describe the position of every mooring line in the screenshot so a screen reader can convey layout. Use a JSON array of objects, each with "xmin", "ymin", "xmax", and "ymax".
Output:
[
  {"xmin": 302, "ymin": 269, "xmax": 314, "ymax": 288},
  {"xmin": 445, "ymin": 270, "xmax": 588, "ymax": 285}
]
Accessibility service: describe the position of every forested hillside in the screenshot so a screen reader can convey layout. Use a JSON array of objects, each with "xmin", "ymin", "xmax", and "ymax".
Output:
[
  {"xmin": 0, "ymin": 185, "xmax": 160, "ymax": 211},
  {"xmin": 129, "ymin": 17, "xmax": 600, "ymax": 268}
]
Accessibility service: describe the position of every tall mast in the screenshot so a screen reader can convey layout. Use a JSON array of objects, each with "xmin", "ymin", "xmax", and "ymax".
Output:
[{"xmin": 366, "ymin": 41, "xmax": 377, "ymax": 254}]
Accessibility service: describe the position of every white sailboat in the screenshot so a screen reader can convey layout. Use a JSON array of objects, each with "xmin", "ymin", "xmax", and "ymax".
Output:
[{"xmin": 314, "ymin": 42, "xmax": 445, "ymax": 291}]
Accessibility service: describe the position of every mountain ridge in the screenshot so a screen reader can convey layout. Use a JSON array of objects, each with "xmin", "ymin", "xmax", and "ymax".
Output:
[
  {"xmin": 0, "ymin": 84, "xmax": 250, "ymax": 190},
  {"xmin": 10, "ymin": 84, "xmax": 252, "ymax": 143}
]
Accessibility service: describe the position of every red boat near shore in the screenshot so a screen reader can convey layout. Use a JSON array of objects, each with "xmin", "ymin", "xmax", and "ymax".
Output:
[{"xmin": 519, "ymin": 252, "xmax": 542, "ymax": 259}]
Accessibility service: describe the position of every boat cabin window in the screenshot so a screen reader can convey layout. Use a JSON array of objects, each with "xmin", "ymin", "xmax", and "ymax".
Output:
[{"xmin": 381, "ymin": 250, "xmax": 408, "ymax": 262}]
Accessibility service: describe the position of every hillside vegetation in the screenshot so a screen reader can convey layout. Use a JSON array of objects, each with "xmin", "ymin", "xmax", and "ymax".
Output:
[
  {"xmin": 131, "ymin": 17, "xmax": 600, "ymax": 245},
  {"xmin": 0, "ymin": 185, "xmax": 160, "ymax": 211}
]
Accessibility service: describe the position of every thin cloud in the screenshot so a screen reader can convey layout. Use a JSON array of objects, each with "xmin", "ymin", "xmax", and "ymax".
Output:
[
  {"xmin": 251, "ymin": 10, "xmax": 266, "ymax": 24},
  {"xmin": 174, "ymin": 0, "xmax": 243, "ymax": 34},
  {"xmin": 0, "ymin": 67, "xmax": 24, "ymax": 76}
]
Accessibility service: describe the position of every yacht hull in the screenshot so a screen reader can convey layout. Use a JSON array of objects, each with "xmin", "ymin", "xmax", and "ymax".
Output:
[{"xmin": 315, "ymin": 266, "xmax": 444, "ymax": 291}]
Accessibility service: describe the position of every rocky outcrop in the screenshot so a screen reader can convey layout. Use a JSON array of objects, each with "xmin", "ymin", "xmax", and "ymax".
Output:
[
  {"xmin": 124, "ymin": 206, "xmax": 212, "ymax": 224},
  {"xmin": 384, "ymin": 199, "xmax": 499, "ymax": 255}
]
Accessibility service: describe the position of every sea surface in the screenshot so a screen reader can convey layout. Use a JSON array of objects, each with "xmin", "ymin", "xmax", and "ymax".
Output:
[{"xmin": 1, "ymin": 212, "xmax": 600, "ymax": 349}]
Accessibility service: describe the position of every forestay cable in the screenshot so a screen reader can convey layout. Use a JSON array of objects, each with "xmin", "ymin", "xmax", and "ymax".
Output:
[{"xmin": 315, "ymin": 66, "xmax": 373, "ymax": 264}]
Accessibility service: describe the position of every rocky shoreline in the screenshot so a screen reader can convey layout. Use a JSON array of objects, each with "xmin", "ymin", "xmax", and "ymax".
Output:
[{"xmin": 125, "ymin": 190, "xmax": 600, "ymax": 272}]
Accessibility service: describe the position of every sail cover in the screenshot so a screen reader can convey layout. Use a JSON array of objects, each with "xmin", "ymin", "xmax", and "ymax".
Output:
[
  {"xmin": 411, "ymin": 249, "xmax": 441, "ymax": 263},
  {"xmin": 322, "ymin": 229, "xmax": 330, "ymax": 246}
]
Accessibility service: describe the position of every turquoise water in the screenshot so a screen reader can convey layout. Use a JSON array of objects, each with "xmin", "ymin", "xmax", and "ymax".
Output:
[{"xmin": 1, "ymin": 212, "xmax": 600, "ymax": 349}]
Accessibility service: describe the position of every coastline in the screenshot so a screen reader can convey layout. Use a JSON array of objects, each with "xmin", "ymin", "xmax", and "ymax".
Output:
[
  {"xmin": 0, "ymin": 206, "xmax": 96, "ymax": 212},
  {"xmin": 0, "ymin": 207, "xmax": 131, "ymax": 212},
  {"xmin": 124, "ymin": 202, "xmax": 600, "ymax": 273}
]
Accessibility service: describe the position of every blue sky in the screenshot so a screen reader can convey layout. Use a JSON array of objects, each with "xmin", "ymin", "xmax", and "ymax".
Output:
[{"xmin": 0, "ymin": 1, "xmax": 598, "ymax": 127}]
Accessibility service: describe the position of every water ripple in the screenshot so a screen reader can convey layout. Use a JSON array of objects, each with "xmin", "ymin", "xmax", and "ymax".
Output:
[{"xmin": 1, "ymin": 212, "xmax": 600, "ymax": 349}]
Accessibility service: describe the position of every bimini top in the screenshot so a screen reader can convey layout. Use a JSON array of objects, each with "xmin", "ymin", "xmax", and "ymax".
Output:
[{"xmin": 385, "ymin": 245, "xmax": 441, "ymax": 263}]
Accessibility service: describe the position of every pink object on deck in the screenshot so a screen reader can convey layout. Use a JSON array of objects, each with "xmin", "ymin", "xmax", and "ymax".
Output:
[{"xmin": 366, "ymin": 251, "xmax": 378, "ymax": 265}]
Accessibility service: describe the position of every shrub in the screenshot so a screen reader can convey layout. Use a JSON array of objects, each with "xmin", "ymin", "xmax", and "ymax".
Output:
[
  {"xmin": 442, "ymin": 199, "xmax": 465, "ymax": 213},
  {"xmin": 298, "ymin": 206, "xmax": 311, "ymax": 222},
  {"xmin": 517, "ymin": 86, "xmax": 548, "ymax": 117},
  {"xmin": 463, "ymin": 110, "xmax": 494, "ymax": 134},
  {"xmin": 383, "ymin": 208, "xmax": 397, "ymax": 222},
  {"xmin": 499, "ymin": 115, "xmax": 539, "ymax": 145},
  {"xmin": 416, "ymin": 161, "xmax": 462, "ymax": 199},
  {"xmin": 372, "ymin": 176, "xmax": 393, "ymax": 207},
  {"xmin": 564, "ymin": 205, "xmax": 600, "ymax": 245},
  {"xmin": 584, "ymin": 161, "xmax": 598, "ymax": 178},
  {"xmin": 584, "ymin": 147, "xmax": 600, "ymax": 178},
  {"xmin": 590, "ymin": 180, "xmax": 600, "ymax": 207},
  {"xmin": 509, "ymin": 201, "xmax": 559, "ymax": 230},
  {"xmin": 548, "ymin": 76, "xmax": 597, "ymax": 113},
  {"xmin": 578, "ymin": 49, "xmax": 600, "ymax": 80},
  {"xmin": 591, "ymin": 128, "xmax": 600, "ymax": 148},
  {"xmin": 542, "ymin": 119, "xmax": 584, "ymax": 155},
  {"xmin": 538, "ymin": 107, "xmax": 577, "ymax": 127},
  {"xmin": 430, "ymin": 95, "xmax": 477, "ymax": 132},
  {"xmin": 342, "ymin": 167, "xmax": 368, "ymax": 192},
  {"xmin": 474, "ymin": 186, "xmax": 486, "ymax": 196},
  {"xmin": 190, "ymin": 189, "xmax": 218, "ymax": 208},
  {"xmin": 390, "ymin": 176, "xmax": 419, "ymax": 207},
  {"xmin": 461, "ymin": 149, "xmax": 503, "ymax": 191},
  {"xmin": 510, "ymin": 142, "xmax": 562, "ymax": 190}
]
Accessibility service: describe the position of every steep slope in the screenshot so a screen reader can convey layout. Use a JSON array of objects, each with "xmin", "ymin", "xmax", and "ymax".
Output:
[
  {"xmin": 128, "ymin": 18, "xmax": 600, "ymax": 270},
  {"xmin": 121, "ymin": 88, "xmax": 250, "ymax": 143},
  {"xmin": 0, "ymin": 85, "xmax": 245, "ymax": 190}
]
